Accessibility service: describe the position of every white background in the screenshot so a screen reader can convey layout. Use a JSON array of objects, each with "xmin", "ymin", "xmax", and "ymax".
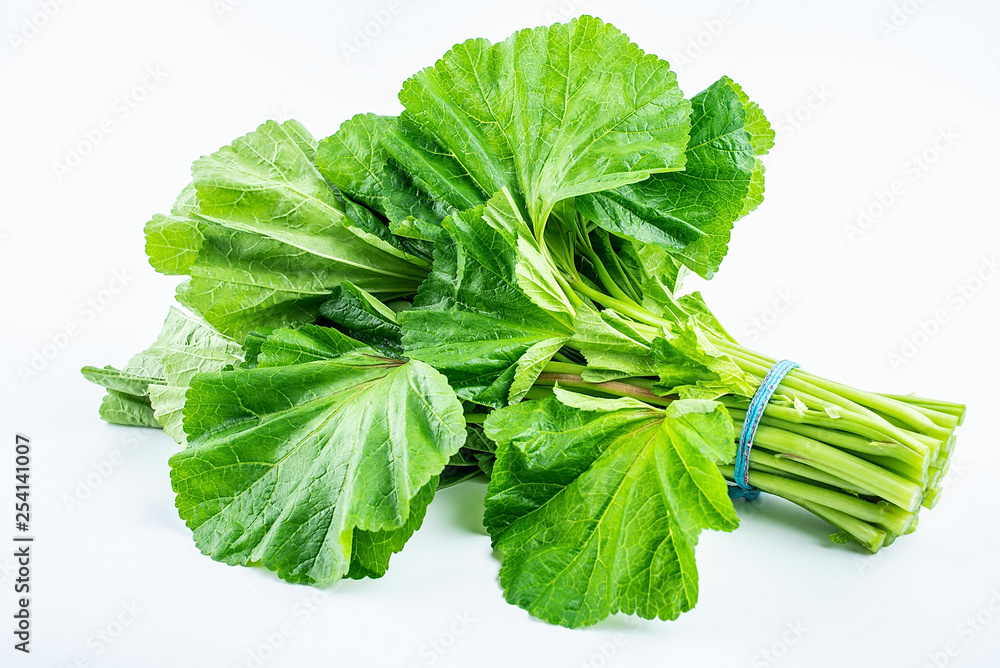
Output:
[{"xmin": 2, "ymin": 0, "xmax": 999, "ymax": 666}]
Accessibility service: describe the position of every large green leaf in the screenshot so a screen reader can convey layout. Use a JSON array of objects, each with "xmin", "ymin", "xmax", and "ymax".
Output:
[
  {"xmin": 400, "ymin": 192, "xmax": 573, "ymax": 407},
  {"xmin": 576, "ymin": 76, "xmax": 765, "ymax": 278},
  {"xmin": 145, "ymin": 120, "xmax": 428, "ymax": 341},
  {"xmin": 170, "ymin": 329, "xmax": 466, "ymax": 586},
  {"xmin": 483, "ymin": 392, "xmax": 738, "ymax": 627},
  {"xmin": 395, "ymin": 15, "xmax": 691, "ymax": 227}
]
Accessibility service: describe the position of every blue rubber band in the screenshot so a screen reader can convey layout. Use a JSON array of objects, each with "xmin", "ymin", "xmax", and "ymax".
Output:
[{"xmin": 728, "ymin": 359, "xmax": 799, "ymax": 501}]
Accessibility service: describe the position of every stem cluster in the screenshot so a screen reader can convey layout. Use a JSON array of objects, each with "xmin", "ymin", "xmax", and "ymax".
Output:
[{"xmin": 520, "ymin": 224, "xmax": 964, "ymax": 552}]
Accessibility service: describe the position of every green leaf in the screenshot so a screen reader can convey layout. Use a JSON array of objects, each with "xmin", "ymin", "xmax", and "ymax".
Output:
[
  {"xmin": 81, "ymin": 329, "xmax": 167, "ymax": 401},
  {"xmin": 729, "ymin": 78, "xmax": 774, "ymax": 156},
  {"xmin": 438, "ymin": 423, "xmax": 498, "ymax": 488},
  {"xmin": 570, "ymin": 302, "xmax": 655, "ymax": 378},
  {"xmin": 252, "ymin": 324, "xmax": 366, "ymax": 367},
  {"xmin": 240, "ymin": 330, "xmax": 272, "ymax": 368},
  {"xmin": 631, "ymin": 242, "xmax": 689, "ymax": 295},
  {"xmin": 651, "ymin": 321, "xmax": 757, "ymax": 400},
  {"xmin": 145, "ymin": 216, "xmax": 202, "ymax": 276},
  {"xmin": 150, "ymin": 120, "xmax": 427, "ymax": 341},
  {"xmin": 319, "ymin": 282, "xmax": 403, "ymax": 357},
  {"xmin": 739, "ymin": 161, "xmax": 767, "ymax": 218},
  {"xmin": 147, "ymin": 310, "xmax": 242, "ymax": 444},
  {"xmin": 400, "ymin": 195, "xmax": 573, "ymax": 407},
  {"xmin": 483, "ymin": 396, "xmax": 737, "ymax": 627},
  {"xmin": 475, "ymin": 454, "xmax": 495, "ymax": 478},
  {"xmin": 316, "ymin": 113, "xmax": 454, "ymax": 237},
  {"xmin": 82, "ymin": 365, "xmax": 161, "ymax": 398},
  {"xmin": 641, "ymin": 277, "xmax": 735, "ymax": 343},
  {"xmin": 348, "ymin": 480, "xmax": 436, "ymax": 579},
  {"xmin": 508, "ymin": 337, "xmax": 570, "ymax": 404},
  {"xmin": 578, "ymin": 367, "xmax": 635, "ymax": 383},
  {"xmin": 381, "ymin": 113, "xmax": 489, "ymax": 215},
  {"xmin": 144, "ymin": 184, "xmax": 203, "ymax": 276},
  {"xmin": 552, "ymin": 385, "xmax": 651, "ymax": 412},
  {"xmin": 97, "ymin": 391, "xmax": 160, "ymax": 428},
  {"xmin": 729, "ymin": 78, "xmax": 773, "ymax": 219},
  {"xmin": 171, "ymin": 331, "xmax": 466, "ymax": 586},
  {"xmin": 463, "ymin": 424, "xmax": 497, "ymax": 455},
  {"xmin": 396, "ymin": 15, "xmax": 691, "ymax": 227},
  {"xmin": 576, "ymin": 76, "xmax": 762, "ymax": 278},
  {"xmin": 83, "ymin": 307, "xmax": 241, "ymax": 441}
]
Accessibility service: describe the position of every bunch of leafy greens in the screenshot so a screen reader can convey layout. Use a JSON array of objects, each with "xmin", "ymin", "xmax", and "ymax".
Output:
[{"xmin": 84, "ymin": 16, "xmax": 964, "ymax": 628}]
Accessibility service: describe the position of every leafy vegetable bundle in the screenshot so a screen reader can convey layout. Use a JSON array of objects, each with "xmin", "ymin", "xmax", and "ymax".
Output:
[{"xmin": 83, "ymin": 16, "xmax": 964, "ymax": 628}]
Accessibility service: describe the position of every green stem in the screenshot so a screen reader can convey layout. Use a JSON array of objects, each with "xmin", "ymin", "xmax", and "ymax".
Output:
[
  {"xmin": 463, "ymin": 413, "xmax": 488, "ymax": 425},
  {"xmin": 880, "ymin": 394, "xmax": 965, "ymax": 427},
  {"xmin": 748, "ymin": 450, "xmax": 872, "ymax": 496},
  {"xmin": 555, "ymin": 271, "xmax": 584, "ymax": 310},
  {"xmin": 569, "ymin": 278, "xmax": 666, "ymax": 329},
  {"xmin": 748, "ymin": 410, "xmax": 926, "ymax": 470},
  {"xmin": 714, "ymin": 338, "xmax": 949, "ymax": 439},
  {"xmin": 735, "ymin": 420, "xmax": 922, "ymax": 512},
  {"xmin": 534, "ymin": 372, "xmax": 673, "ymax": 406},
  {"xmin": 575, "ymin": 241, "xmax": 634, "ymax": 304},
  {"xmin": 543, "ymin": 361, "xmax": 589, "ymax": 375},
  {"xmin": 523, "ymin": 386, "xmax": 555, "ymax": 401},
  {"xmin": 718, "ymin": 396, "xmax": 930, "ymax": 460},
  {"xmin": 719, "ymin": 465, "xmax": 915, "ymax": 535},
  {"xmin": 533, "ymin": 258, "xmax": 961, "ymax": 550},
  {"xmin": 789, "ymin": 495, "xmax": 887, "ymax": 553}
]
